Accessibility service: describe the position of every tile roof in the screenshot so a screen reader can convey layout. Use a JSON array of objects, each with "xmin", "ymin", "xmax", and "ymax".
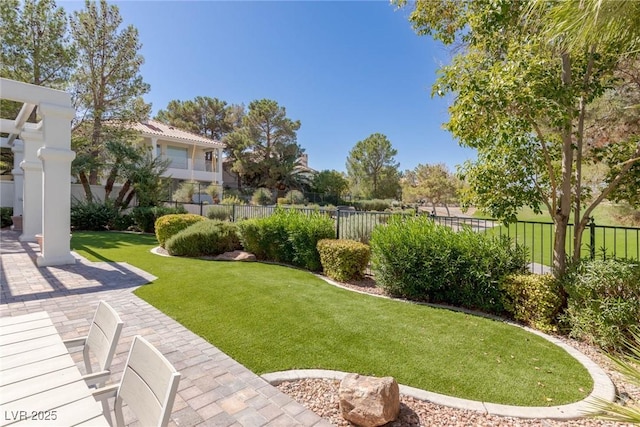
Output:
[{"xmin": 132, "ymin": 119, "xmax": 224, "ymax": 148}]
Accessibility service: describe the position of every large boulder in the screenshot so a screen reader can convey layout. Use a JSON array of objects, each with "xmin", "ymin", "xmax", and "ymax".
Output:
[{"xmin": 339, "ymin": 373, "xmax": 400, "ymax": 427}]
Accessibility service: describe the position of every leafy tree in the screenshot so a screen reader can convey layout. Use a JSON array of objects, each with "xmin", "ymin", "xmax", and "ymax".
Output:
[
  {"xmin": 402, "ymin": 163, "xmax": 459, "ymax": 215},
  {"xmin": 155, "ymin": 96, "xmax": 243, "ymax": 141},
  {"xmin": 395, "ymin": 0, "xmax": 640, "ymax": 276},
  {"xmin": 0, "ymin": 0, "xmax": 76, "ymax": 119},
  {"xmin": 346, "ymin": 133, "xmax": 400, "ymax": 199},
  {"xmin": 70, "ymin": 0, "xmax": 150, "ymax": 201},
  {"xmin": 312, "ymin": 170, "xmax": 349, "ymax": 203},
  {"xmin": 225, "ymin": 99, "xmax": 306, "ymax": 192}
]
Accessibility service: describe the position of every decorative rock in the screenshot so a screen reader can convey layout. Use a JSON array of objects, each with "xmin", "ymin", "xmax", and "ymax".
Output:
[
  {"xmin": 339, "ymin": 373, "xmax": 400, "ymax": 427},
  {"xmin": 213, "ymin": 250, "xmax": 256, "ymax": 262}
]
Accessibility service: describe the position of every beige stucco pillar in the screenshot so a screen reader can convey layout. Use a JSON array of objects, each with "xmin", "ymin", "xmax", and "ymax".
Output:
[
  {"xmin": 36, "ymin": 102, "xmax": 76, "ymax": 267},
  {"xmin": 19, "ymin": 127, "xmax": 43, "ymax": 242},
  {"xmin": 10, "ymin": 139, "xmax": 24, "ymax": 219},
  {"xmin": 150, "ymin": 137, "xmax": 158, "ymax": 158},
  {"xmin": 216, "ymin": 148, "xmax": 224, "ymax": 200}
]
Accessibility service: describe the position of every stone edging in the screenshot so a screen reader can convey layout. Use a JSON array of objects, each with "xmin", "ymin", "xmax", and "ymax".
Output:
[{"xmin": 262, "ymin": 363, "xmax": 613, "ymax": 420}]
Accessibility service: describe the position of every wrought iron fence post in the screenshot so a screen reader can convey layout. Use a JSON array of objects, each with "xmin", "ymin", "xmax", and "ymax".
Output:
[
  {"xmin": 232, "ymin": 205, "xmax": 236, "ymax": 222},
  {"xmin": 336, "ymin": 207, "xmax": 341, "ymax": 239},
  {"xmin": 590, "ymin": 217, "xmax": 596, "ymax": 260},
  {"xmin": 200, "ymin": 201, "xmax": 203, "ymax": 216}
]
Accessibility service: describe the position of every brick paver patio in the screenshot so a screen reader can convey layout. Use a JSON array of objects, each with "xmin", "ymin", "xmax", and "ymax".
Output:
[{"xmin": 0, "ymin": 229, "xmax": 331, "ymax": 427}]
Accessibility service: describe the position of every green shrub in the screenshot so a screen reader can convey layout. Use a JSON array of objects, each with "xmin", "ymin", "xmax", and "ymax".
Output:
[
  {"xmin": 71, "ymin": 200, "xmax": 121, "ymax": 231},
  {"xmin": 562, "ymin": 259, "xmax": 640, "ymax": 351},
  {"xmin": 155, "ymin": 214, "xmax": 206, "ymax": 247},
  {"xmin": 221, "ymin": 195, "xmax": 245, "ymax": 205},
  {"xmin": 165, "ymin": 220, "xmax": 242, "ymax": 257},
  {"xmin": 317, "ymin": 239, "xmax": 371, "ymax": 282},
  {"xmin": 500, "ymin": 274, "xmax": 563, "ymax": 333},
  {"xmin": 237, "ymin": 208, "xmax": 334, "ymax": 271},
  {"xmin": 110, "ymin": 212, "xmax": 134, "ymax": 231},
  {"xmin": 207, "ymin": 205, "xmax": 233, "ymax": 221},
  {"xmin": 131, "ymin": 206, "xmax": 186, "ymax": 233},
  {"xmin": 252, "ymin": 188, "xmax": 273, "ymax": 205},
  {"xmin": 370, "ymin": 215, "xmax": 527, "ymax": 313},
  {"xmin": 1, "ymin": 207, "xmax": 13, "ymax": 228},
  {"xmin": 353, "ymin": 199, "xmax": 392, "ymax": 212},
  {"xmin": 277, "ymin": 197, "xmax": 288, "ymax": 205},
  {"xmin": 285, "ymin": 190, "xmax": 305, "ymax": 204}
]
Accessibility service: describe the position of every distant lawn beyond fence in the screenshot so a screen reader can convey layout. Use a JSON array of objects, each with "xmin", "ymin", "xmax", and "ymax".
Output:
[{"xmin": 166, "ymin": 202, "xmax": 640, "ymax": 270}]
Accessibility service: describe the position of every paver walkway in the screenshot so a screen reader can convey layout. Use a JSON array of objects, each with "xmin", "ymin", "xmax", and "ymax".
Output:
[{"xmin": 0, "ymin": 229, "xmax": 331, "ymax": 427}]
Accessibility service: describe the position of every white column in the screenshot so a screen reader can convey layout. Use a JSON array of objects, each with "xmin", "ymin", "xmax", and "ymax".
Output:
[
  {"xmin": 36, "ymin": 102, "xmax": 76, "ymax": 267},
  {"xmin": 10, "ymin": 139, "xmax": 24, "ymax": 220},
  {"xmin": 150, "ymin": 137, "xmax": 158, "ymax": 158},
  {"xmin": 216, "ymin": 148, "xmax": 223, "ymax": 200},
  {"xmin": 19, "ymin": 127, "xmax": 43, "ymax": 242}
]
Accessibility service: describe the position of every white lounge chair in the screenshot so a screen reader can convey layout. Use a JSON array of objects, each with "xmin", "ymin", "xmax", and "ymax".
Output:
[
  {"xmin": 63, "ymin": 300, "xmax": 124, "ymax": 387},
  {"xmin": 92, "ymin": 335, "xmax": 181, "ymax": 427}
]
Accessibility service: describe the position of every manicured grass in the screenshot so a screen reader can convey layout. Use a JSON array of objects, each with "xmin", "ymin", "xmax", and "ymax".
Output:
[
  {"xmin": 71, "ymin": 231, "xmax": 593, "ymax": 406},
  {"xmin": 472, "ymin": 207, "xmax": 640, "ymax": 266}
]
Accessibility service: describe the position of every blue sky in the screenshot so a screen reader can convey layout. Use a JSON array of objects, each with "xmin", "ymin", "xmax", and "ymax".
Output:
[{"xmin": 61, "ymin": 0, "xmax": 476, "ymax": 173}]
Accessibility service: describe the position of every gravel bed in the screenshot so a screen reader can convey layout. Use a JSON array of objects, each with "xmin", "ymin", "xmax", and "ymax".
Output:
[{"xmin": 276, "ymin": 277, "xmax": 639, "ymax": 427}]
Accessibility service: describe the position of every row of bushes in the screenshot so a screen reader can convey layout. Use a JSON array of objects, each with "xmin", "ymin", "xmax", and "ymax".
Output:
[
  {"xmin": 153, "ymin": 210, "xmax": 640, "ymax": 352},
  {"xmin": 156, "ymin": 208, "xmax": 335, "ymax": 271},
  {"xmin": 70, "ymin": 200, "xmax": 186, "ymax": 233},
  {"xmin": 500, "ymin": 259, "xmax": 640, "ymax": 351}
]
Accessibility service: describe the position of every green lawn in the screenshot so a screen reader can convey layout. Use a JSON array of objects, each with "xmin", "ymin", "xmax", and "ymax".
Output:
[
  {"xmin": 71, "ymin": 231, "xmax": 593, "ymax": 406},
  {"xmin": 472, "ymin": 206, "xmax": 640, "ymax": 266}
]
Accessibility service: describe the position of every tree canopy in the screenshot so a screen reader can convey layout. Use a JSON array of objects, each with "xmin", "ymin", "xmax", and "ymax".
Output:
[
  {"xmin": 224, "ymin": 99, "xmax": 307, "ymax": 192},
  {"xmin": 346, "ymin": 133, "xmax": 400, "ymax": 199},
  {"xmin": 70, "ymin": 0, "xmax": 150, "ymax": 201},
  {"xmin": 395, "ymin": 0, "xmax": 640, "ymax": 275},
  {"xmin": 402, "ymin": 163, "xmax": 459, "ymax": 215},
  {"xmin": 155, "ymin": 96, "xmax": 243, "ymax": 142}
]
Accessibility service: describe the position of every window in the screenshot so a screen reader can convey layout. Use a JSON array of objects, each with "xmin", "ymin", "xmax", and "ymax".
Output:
[{"xmin": 166, "ymin": 146, "xmax": 188, "ymax": 169}]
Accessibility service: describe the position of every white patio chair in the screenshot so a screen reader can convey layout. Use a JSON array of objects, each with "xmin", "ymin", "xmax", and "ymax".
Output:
[
  {"xmin": 63, "ymin": 300, "xmax": 124, "ymax": 387},
  {"xmin": 92, "ymin": 335, "xmax": 181, "ymax": 427}
]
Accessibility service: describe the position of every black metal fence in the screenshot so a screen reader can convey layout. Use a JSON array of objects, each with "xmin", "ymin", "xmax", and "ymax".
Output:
[{"xmin": 164, "ymin": 202, "xmax": 640, "ymax": 271}]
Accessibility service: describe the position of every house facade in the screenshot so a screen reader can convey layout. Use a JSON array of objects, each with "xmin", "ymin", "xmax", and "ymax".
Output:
[{"xmin": 132, "ymin": 120, "xmax": 225, "ymax": 200}]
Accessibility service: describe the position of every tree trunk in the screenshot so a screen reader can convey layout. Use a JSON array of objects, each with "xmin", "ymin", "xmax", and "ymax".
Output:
[
  {"xmin": 552, "ymin": 214, "xmax": 570, "ymax": 276},
  {"xmin": 554, "ymin": 52, "xmax": 574, "ymax": 277},
  {"xmin": 115, "ymin": 180, "xmax": 132, "ymax": 209},
  {"xmin": 104, "ymin": 165, "xmax": 119, "ymax": 201},
  {"xmin": 78, "ymin": 171, "xmax": 93, "ymax": 203},
  {"xmin": 444, "ymin": 203, "xmax": 450, "ymax": 216}
]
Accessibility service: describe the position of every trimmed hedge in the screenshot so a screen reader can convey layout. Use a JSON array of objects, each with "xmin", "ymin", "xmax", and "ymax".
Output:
[
  {"xmin": 317, "ymin": 239, "xmax": 370, "ymax": 282},
  {"xmin": 165, "ymin": 220, "xmax": 242, "ymax": 257},
  {"xmin": 500, "ymin": 273, "xmax": 563, "ymax": 333},
  {"xmin": 155, "ymin": 214, "xmax": 206, "ymax": 247},
  {"xmin": 237, "ymin": 208, "xmax": 334, "ymax": 271},
  {"xmin": 370, "ymin": 215, "xmax": 527, "ymax": 313},
  {"xmin": 562, "ymin": 259, "xmax": 640, "ymax": 351}
]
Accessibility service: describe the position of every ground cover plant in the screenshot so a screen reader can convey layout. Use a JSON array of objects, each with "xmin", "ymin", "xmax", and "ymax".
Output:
[
  {"xmin": 561, "ymin": 259, "xmax": 640, "ymax": 351},
  {"xmin": 71, "ymin": 231, "xmax": 592, "ymax": 406}
]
